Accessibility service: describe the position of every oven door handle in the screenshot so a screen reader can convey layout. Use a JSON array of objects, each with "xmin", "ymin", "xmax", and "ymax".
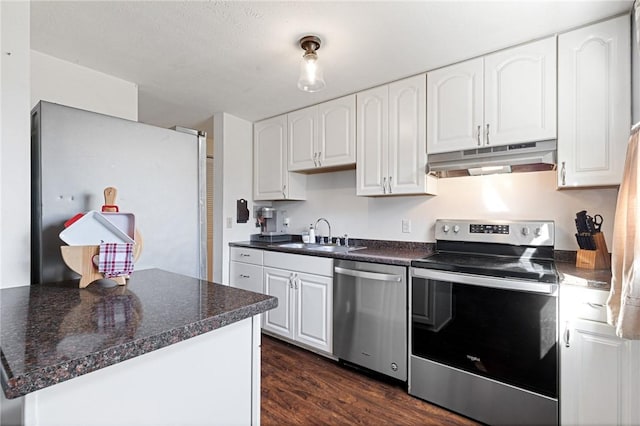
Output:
[
  {"xmin": 335, "ymin": 266, "xmax": 402, "ymax": 282},
  {"xmin": 411, "ymin": 267, "xmax": 558, "ymax": 295}
]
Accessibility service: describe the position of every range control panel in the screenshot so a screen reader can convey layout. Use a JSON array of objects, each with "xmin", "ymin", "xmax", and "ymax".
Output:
[
  {"xmin": 469, "ymin": 224, "xmax": 510, "ymax": 234},
  {"xmin": 435, "ymin": 219, "xmax": 555, "ymax": 246}
]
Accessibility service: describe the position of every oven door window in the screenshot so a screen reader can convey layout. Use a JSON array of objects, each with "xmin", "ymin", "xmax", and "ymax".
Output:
[{"xmin": 411, "ymin": 277, "xmax": 557, "ymax": 398}]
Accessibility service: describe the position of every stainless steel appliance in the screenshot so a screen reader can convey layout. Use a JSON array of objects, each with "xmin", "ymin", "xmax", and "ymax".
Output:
[
  {"xmin": 333, "ymin": 260, "xmax": 407, "ymax": 381},
  {"xmin": 410, "ymin": 219, "xmax": 559, "ymax": 426},
  {"xmin": 255, "ymin": 207, "xmax": 287, "ymax": 236},
  {"xmin": 31, "ymin": 101, "xmax": 207, "ymax": 283}
]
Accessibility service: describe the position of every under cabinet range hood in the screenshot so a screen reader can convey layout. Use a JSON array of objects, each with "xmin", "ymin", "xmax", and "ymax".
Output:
[{"xmin": 427, "ymin": 140, "xmax": 557, "ymax": 177}]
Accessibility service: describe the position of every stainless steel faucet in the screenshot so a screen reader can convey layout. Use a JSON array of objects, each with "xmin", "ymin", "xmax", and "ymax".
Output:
[{"xmin": 314, "ymin": 218, "xmax": 332, "ymax": 244}]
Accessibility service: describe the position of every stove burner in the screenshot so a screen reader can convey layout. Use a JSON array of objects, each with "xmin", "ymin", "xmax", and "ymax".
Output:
[
  {"xmin": 411, "ymin": 252, "xmax": 558, "ymax": 283},
  {"xmin": 413, "ymin": 219, "xmax": 558, "ymax": 284}
]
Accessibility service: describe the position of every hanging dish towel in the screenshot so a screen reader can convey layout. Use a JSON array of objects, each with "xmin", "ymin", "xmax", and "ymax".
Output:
[
  {"xmin": 98, "ymin": 242, "xmax": 134, "ymax": 278},
  {"xmin": 607, "ymin": 125, "xmax": 640, "ymax": 339}
]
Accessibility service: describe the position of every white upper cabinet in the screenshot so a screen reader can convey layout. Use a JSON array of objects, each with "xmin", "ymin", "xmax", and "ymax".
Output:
[
  {"xmin": 427, "ymin": 37, "xmax": 556, "ymax": 154},
  {"xmin": 254, "ymin": 115, "xmax": 306, "ymax": 201},
  {"xmin": 357, "ymin": 85, "xmax": 388, "ymax": 195},
  {"xmin": 484, "ymin": 37, "xmax": 557, "ymax": 147},
  {"xmin": 357, "ymin": 75, "xmax": 437, "ymax": 196},
  {"xmin": 288, "ymin": 95, "xmax": 356, "ymax": 172},
  {"xmin": 427, "ymin": 58, "xmax": 483, "ymax": 153},
  {"xmin": 557, "ymin": 15, "xmax": 631, "ymax": 188},
  {"xmin": 288, "ymin": 105, "xmax": 317, "ymax": 171}
]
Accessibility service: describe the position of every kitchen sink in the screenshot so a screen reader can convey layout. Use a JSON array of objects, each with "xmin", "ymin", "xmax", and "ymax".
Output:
[{"xmin": 271, "ymin": 242, "xmax": 366, "ymax": 253}]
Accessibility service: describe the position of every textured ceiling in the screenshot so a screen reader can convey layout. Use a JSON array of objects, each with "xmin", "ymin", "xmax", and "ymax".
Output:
[{"xmin": 30, "ymin": 1, "xmax": 633, "ymax": 130}]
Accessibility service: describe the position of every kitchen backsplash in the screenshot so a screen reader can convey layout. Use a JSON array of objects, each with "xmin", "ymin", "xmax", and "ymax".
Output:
[{"xmin": 275, "ymin": 169, "xmax": 617, "ymax": 251}]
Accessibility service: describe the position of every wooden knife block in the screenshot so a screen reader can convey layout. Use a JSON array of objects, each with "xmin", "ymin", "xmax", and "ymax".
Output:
[{"xmin": 576, "ymin": 232, "xmax": 610, "ymax": 270}]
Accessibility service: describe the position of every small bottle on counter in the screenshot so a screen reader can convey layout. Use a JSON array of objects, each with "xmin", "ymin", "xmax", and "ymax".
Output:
[{"xmin": 308, "ymin": 224, "xmax": 315, "ymax": 243}]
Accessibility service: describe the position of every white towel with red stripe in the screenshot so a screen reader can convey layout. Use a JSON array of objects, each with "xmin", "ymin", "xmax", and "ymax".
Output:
[{"xmin": 98, "ymin": 243, "xmax": 134, "ymax": 278}]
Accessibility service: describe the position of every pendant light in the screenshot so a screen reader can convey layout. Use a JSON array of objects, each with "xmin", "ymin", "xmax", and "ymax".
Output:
[{"xmin": 297, "ymin": 35, "xmax": 326, "ymax": 92}]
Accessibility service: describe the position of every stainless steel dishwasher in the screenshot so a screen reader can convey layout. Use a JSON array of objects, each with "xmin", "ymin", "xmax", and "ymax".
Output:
[{"xmin": 333, "ymin": 260, "xmax": 407, "ymax": 381}]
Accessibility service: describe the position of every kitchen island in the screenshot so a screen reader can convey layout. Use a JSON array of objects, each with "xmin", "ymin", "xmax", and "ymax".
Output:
[{"xmin": 1, "ymin": 268, "xmax": 277, "ymax": 426}]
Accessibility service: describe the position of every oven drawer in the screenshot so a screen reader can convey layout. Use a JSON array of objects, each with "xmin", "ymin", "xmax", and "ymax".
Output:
[{"xmin": 561, "ymin": 285, "xmax": 608, "ymax": 323}]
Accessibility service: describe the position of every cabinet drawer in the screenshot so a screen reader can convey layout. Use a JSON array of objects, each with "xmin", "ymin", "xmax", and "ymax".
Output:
[
  {"xmin": 562, "ymin": 285, "xmax": 609, "ymax": 323},
  {"xmin": 229, "ymin": 262, "xmax": 263, "ymax": 293},
  {"xmin": 263, "ymin": 251, "xmax": 333, "ymax": 277},
  {"xmin": 230, "ymin": 247, "xmax": 263, "ymax": 265}
]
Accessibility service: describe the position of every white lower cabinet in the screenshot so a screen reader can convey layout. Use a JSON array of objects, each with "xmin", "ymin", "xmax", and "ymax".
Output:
[
  {"xmin": 229, "ymin": 247, "xmax": 264, "ymax": 293},
  {"xmin": 262, "ymin": 251, "xmax": 333, "ymax": 354},
  {"xmin": 560, "ymin": 285, "xmax": 640, "ymax": 425}
]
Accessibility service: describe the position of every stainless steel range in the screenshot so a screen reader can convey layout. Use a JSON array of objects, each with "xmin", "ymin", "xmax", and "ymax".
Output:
[{"xmin": 409, "ymin": 219, "xmax": 559, "ymax": 426}]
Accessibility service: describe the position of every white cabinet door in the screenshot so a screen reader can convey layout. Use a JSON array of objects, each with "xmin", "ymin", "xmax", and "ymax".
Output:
[
  {"xmin": 561, "ymin": 319, "xmax": 631, "ymax": 426},
  {"xmin": 262, "ymin": 267, "xmax": 294, "ymax": 339},
  {"xmin": 557, "ymin": 15, "xmax": 631, "ymax": 188},
  {"xmin": 294, "ymin": 272, "xmax": 332, "ymax": 353},
  {"xmin": 230, "ymin": 247, "xmax": 263, "ymax": 265},
  {"xmin": 254, "ymin": 115, "xmax": 287, "ymax": 200},
  {"xmin": 388, "ymin": 74, "xmax": 436, "ymax": 195},
  {"xmin": 357, "ymin": 79, "xmax": 436, "ymax": 197},
  {"xmin": 427, "ymin": 58, "xmax": 483, "ymax": 154},
  {"xmin": 318, "ymin": 95, "xmax": 356, "ymax": 169},
  {"xmin": 560, "ymin": 285, "xmax": 640, "ymax": 426},
  {"xmin": 254, "ymin": 115, "xmax": 306, "ymax": 200},
  {"xmin": 288, "ymin": 105, "xmax": 317, "ymax": 171},
  {"xmin": 357, "ymin": 85, "xmax": 388, "ymax": 196},
  {"xmin": 484, "ymin": 36, "xmax": 556, "ymax": 147},
  {"xmin": 229, "ymin": 262, "xmax": 263, "ymax": 293}
]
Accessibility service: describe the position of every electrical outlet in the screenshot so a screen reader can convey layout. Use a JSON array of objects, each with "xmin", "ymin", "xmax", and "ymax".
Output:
[
  {"xmin": 226, "ymin": 217, "xmax": 233, "ymax": 229},
  {"xmin": 402, "ymin": 219, "xmax": 411, "ymax": 233}
]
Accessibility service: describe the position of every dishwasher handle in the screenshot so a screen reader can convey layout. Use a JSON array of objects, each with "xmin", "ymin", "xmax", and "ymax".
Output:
[{"xmin": 334, "ymin": 266, "xmax": 402, "ymax": 282}]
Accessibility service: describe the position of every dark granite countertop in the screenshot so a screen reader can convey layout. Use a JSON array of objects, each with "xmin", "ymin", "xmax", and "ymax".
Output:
[
  {"xmin": 556, "ymin": 261, "xmax": 611, "ymax": 291},
  {"xmin": 230, "ymin": 239, "xmax": 434, "ymax": 266},
  {"xmin": 0, "ymin": 268, "xmax": 277, "ymax": 399},
  {"xmin": 233, "ymin": 240, "xmax": 613, "ymax": 291},
  {"xmin": 553, "ymin": 250, "xmax": 611, "ymax": 291}
]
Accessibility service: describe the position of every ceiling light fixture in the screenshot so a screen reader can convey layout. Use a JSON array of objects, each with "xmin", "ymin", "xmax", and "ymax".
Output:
[{"xmin": 297, "ymin": 35, "xmax": 326, "ymax": 92}]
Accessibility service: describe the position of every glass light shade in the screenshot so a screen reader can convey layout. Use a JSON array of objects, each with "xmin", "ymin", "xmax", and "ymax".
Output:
[{"xmin": 297, "ymin": 51, "xmax": 325, "ymax": 92}]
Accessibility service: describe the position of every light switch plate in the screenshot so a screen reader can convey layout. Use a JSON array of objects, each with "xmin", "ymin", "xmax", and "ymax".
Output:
[
  {"xmin": 226, "ymin": 217, "xmax": 233, "ymax": 229},
  {"xmin": 402, "ymin": 219, "xmax": 411, "ymax": 233}
]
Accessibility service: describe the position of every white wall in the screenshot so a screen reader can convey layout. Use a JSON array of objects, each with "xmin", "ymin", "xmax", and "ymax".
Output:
[
  {"xmin": 31, "ymin": 50, "xmax": 138, "ymax": 121},
  {"xmin": 0, "ymin": 1, "xmax": 30, "ymax": 424},
  {"xmin": 275, "ymin": 170, "xmax": 618, "ymax": 251},
  {"xmin": 1, "ymin": 1, "xmax": 31, "ymax": 291},
  {"xmin": 2, "ymin": 10, "xmax": 140, "ymax": 422},
  {"xmin": 213, "ymin": 113, "xmax": 254, "ymax": 285}
]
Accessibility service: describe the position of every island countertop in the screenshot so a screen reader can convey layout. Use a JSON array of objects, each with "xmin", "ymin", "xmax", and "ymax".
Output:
[{"xmin": 1, "ymin": 268, "xmax": 277, "ymax": 399}]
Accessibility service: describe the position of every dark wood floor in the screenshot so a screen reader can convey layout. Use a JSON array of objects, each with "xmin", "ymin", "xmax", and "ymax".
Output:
[{"xmin": 261, "ymin": 335, "xmax": 480, "ymax": 425}]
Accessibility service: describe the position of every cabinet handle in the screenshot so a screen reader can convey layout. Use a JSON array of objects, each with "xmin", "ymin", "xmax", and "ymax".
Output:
[
  {"xmin": 240, "ymin": 253, "xmax": 251, "ymax": 257},
  {"xmin": 587, "ymin": 302, "xmax": 605, "ymax": 309},
  {"xmin": 313, "ymin": 152, "xmax": 318, "ymax": 167},
  {"xmin": 282, "ymin": 185, "xmax": 287, "ymax": 198},
  {"xmin": 388, "ymin": 176, "xmax": 393, "ymax": 194},
  {"xmin": 564, "ymin": 323, "xmax": 570, "ymax": 348},
  {"xmin": 240, "ymin": 274, "xmax": 250, "ymax": 279},
  {"xmin": 485, "ymin": 124, "xmax": 490, "ymax": 145},
  {"xmin": 382, "ymin": 177, "xmax": 387, "ymax": 194},
  {"xmin": 561, "ymin": 161, "xmax": 566, "ymax": 186},
  {"xmin": 317, "ymin": 151, "xmax": 322, "ymax": 167},
  {"xmin": 477, "ymin": 125, "xmax": 481, "ymax": 146}
]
